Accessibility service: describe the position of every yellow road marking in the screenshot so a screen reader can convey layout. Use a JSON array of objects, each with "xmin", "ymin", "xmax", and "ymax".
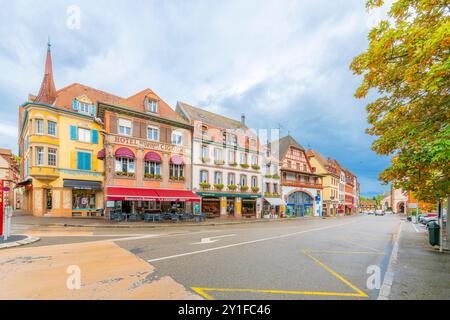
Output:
[
  {"xmin": 306, "ymin": 250, "xmax": 384, "ymax": 255},
  {"xmin": 191, "ymin": 287, "xmax": 366, "ymax": 300},
  {"xmin": 339, "ymin": 238, "xmax": 383, "ymax": 253},
  {"xmin": 303, "ymin": 249, "xmax": 368, "ymax": 298}
]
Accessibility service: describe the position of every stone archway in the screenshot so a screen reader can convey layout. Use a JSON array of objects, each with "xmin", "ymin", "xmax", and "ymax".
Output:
[
  {"xmin": 397, "ymin": 201, "xmax": 405, "ymax": 214},
  {"xmin": 286, "ymin": 190, "xmax": 314, "ymax": 217}
]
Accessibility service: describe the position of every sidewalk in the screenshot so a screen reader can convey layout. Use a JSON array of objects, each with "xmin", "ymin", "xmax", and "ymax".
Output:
[
  {"xmin": 11, "ymin": 210, "xmax": 329, "ymax": 229},
  {"xmin": 389, "ymin": 219, "xmax": 450, "ymax": 300}
]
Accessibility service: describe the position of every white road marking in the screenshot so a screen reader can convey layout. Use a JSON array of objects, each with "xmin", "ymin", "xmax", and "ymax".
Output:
[
  {"xmin": 192, "ymin": 234, "xmax": 236, "ymax": 245},
  {"xmin": 148, "ymin": 221, "xmax": 357, "ymax": 263},
  {"xmin": 412, "ymin": 223, "xmax": 426, "ymax": 233}
]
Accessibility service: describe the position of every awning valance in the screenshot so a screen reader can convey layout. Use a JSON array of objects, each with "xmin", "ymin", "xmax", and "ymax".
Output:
[
  {"xmin": 264, "ymin": 197, "xmax": 286, "ymax": 206},
  {"xmin": 97, "ymin": 148, "xmax": 106, "ymax": 160},
  {"xmin": 144, "ymin": 151, "xmax": 162, "ymax": 162},
  {"xmin": 106, "ymin": 187, "xmax": 200, "ymax": 202},
  {"xmin": 170, "ymin": 155, "xmax": 184, "ymax": 165},
  {"xmin": 64, "ymin": 179, "xmax": 102, "ymax": 190},
  {"xmin": 115, "ymin": 147, "xmax": 135, "ymax": 159},
  {"xmin": 15, "ymin": 179, "xmax": 32, "ymax": 188}
]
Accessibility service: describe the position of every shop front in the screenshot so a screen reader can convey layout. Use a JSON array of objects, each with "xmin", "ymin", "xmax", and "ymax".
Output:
[
  {"xmin": 263, "ymin": 197, "xmax": 286, "ymax": 218},
  {"xmin": 106, "ymin": 186, "xmax": 200, "ymax": 218},
  {"xmin": 286, "ymin": 191, "xmax": 314, "ymax": 217},
  {"xmin": 196, "ymin": 192, "xmax": 262, "ymax": 219},
  {"xmin": 64, "ymin": 179, "xmax": 103, "ymax": 217}
]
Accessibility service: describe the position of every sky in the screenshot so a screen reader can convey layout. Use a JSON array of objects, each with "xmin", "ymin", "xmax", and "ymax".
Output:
[{"xmin": 0, "ymin": 0, "xmax": 394, "ymax": 197}]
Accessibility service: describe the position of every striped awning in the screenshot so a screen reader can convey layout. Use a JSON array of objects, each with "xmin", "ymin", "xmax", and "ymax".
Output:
[
  {"xmin": 144, "ymin": 151, "xmax": 162, "ymax": 162},
  {"xmin": 170, "ymin": 155, "xmax": 184, "ymax": 165},
  {"xmin": 115, "ymin": 147, "xmax": 135, "ymax": 159}
]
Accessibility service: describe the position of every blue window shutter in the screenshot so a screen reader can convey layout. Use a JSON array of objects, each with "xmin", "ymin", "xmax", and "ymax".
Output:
[
  {"xmin": 92, "ymin": 130, "xmax": 98, "ymax": 144},
  {"xmin": 72, "ymin": 99, "xmax": 78, "ymax": 111},
  {"xmin": 91, "ymin": 104, "xmax": 96, "ymax": 115},
  {"xmin": 70, "ymin": 126, "xmax": 77, "ymax": 140},
  {"xmin": 77, "ymin": 152, "xmax": 82, "ymax": 170},
  {"xmin": 86, "ymin": 153, "xmax": 92, "ymax": 170}
]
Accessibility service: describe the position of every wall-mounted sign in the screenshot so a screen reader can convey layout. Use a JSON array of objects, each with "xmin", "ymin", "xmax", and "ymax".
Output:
[
  {"xmin": 106, "ymin": 201, "xmax": 116, "ymax": 208},
  {"xmin": 110, "ymin": 135, "xmax": 184, "ymax": 154}
]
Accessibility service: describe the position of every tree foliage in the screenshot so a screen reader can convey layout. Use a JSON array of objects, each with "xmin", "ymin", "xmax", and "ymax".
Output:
[{"xmin": 350, "ymin": 0, "xmax": 450, "ymax": 202}]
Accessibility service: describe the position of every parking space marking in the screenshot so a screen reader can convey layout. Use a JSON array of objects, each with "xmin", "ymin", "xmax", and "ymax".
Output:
[
  {"xmin": 303, "ymin": 250, "xmax": 368, "ymax": 298},
  {"xmin": 306, "ymin": 250, "xmax": 384, "ymax": 255},
  {"xmin": 191, "ymin": 287, "xmax": 366, "ymax": 300}
]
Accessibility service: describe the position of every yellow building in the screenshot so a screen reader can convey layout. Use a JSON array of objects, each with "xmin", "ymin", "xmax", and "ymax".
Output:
[
  {"xmin": 307, "ymin": 150, "xmax": 340, "ymax": 216},
  {"xmin": 17, "ymin": 44, "xmax": 107, "ymax": 217}
]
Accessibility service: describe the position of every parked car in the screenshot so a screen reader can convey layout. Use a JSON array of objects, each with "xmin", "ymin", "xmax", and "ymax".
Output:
[
  {"xmin": 385, "ymin": 209, "xmax": 393, "ymax": 215},
  {"xmin": 375, "ymin": 210, "xmax": 385, "ymax": 216}
]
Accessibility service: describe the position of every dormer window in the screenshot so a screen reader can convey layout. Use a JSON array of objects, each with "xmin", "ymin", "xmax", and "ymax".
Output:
[
  {"xmin": 147, "ymin": 100, "xmax": 158, "ymax": 113},
  {"xmin": 79, "ymin": 102, "xmax": 90, "ymax": 114}
]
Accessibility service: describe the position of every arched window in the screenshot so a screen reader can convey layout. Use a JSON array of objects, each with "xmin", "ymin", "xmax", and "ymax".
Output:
[
  {"xmin": 227, "ymin": 173, "xmax": 235, "ymax": 185},
  {"xmin": 251, "ymin": 176, "xmax": 258, "ymax": 188},
  {"xmin": 214, "ymin": 172, "xmax": 223, "ymax": 184},
  {"xmin": 240, "ymin": 174, "xmax": 247, "ymax": 186}
]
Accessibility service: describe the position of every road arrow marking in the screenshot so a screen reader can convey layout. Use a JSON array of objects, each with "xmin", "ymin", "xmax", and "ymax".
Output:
[{"xmin": 193, "ymin": 234, "xmax": 236, "ymax": 245}]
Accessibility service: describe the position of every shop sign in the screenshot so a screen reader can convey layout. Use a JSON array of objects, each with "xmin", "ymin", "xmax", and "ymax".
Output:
[
  {"xmin": 111, "ymin": 135, "xmax": 184, "ymax": 153},
  {"xmin": 106, "ymin": 201, "xmax": 116, "ymax": 208}
]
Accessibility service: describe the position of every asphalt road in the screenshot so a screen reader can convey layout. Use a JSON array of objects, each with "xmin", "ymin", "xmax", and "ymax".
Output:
[{"xmin": 111, "ymin": 214, "xmax": 402, "ymax": 300}]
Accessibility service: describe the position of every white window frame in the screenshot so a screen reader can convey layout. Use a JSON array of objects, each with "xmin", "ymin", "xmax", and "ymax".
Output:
[
  {"xmin": 118, "ymin": 119, "xmax": 132, "ymax": 137},
  {"xmin": 200, "ymin": 170, "xmax": 209, "ymax": 183},
  {"xmin": 47, "ymin": 120, "xmax": 57, "ymax": 136},
  {"xmin": 227, "ymin": 173, "xmax": 235, "ymax": 185},
  {"xmin": 251, "ymin": 176, "xmax": 258, "ymax": 188},
  {"xmin": 48, "ymin": 148, "xmax": 57, "ymax": 166},
  {"xmin": 228, "ymin": 150, "xmax": 236, "ymax": 163},
  {"xmin": 35, "ymin": 119, "xmax": 44, "ymax": 135},
  {"xmin": 240, "ymin": 153, "xmax": 248, "ymax": 164},
  {"xmin": 144, "ymin": 161, "xmax": 161, "ymax": 175},
  {"xmin": 214, "ymin": 171, "xmax": 223, "ymax": 184},
  {"xmin": 77, "ymin": 127, "xmax": 91, "ymax": 143},
  {"xmin": 36, "ymin": 146, "xmax": 44, "ymax": 165},
  {"xmin": 78, "ymin": 102, "xmax": 90, "ymax": 114},
  {"xmin": 214, "ymin": 148, "xmax": 223, "ymax": 161},
  {"xmin": 171, "ymin": 131, "xmax": 182, "ymax": 145},
  {"xmin": 147, "ymin": 126, "xmax": 159, "ymax": 141},
  {"xmin": 115, "ymin": 157, "xmax": 135, "ymax": 174},
  {"xmin": 201, "ymin": 145, "xmax": 209, "ymax": 158},
  {"xmin": 147, "ymin": 100, "xmax": 158, "ymax": 113},
  {"xmin": 251, "ymin": 155, "xmax": 258, "ymax": 166}
]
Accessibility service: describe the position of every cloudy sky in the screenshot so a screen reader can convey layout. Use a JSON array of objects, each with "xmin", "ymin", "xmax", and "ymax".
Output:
[{"xmin": 0, "ymin": 0, "xmax": 394, "ymax": 197}]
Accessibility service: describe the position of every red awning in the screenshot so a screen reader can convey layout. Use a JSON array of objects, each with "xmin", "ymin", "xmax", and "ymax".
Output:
[
  {"xmin": 97, "ymin": 148, "xmax": 106, "ymax": 160},
  {"xmin": 170, "ymin": 155, "xmax": 184, "ymax": 165},
  {"xmin": 106, "ymin": 187, "xmax": 200, "ymax": 202},
  {"xmin": 115, "ymin": 147, "xmax": 135, "ymax": 159},
  {"xmin": 155, "ymin": 189, "xmax": 200, "ymax": 202},
  {"xmin": 144, "ymin": 151, "xmax": 162, "ymax": 162},
  {"xmin": 107, "ymin": 187, "xmax": 159, "ymax": 201}
]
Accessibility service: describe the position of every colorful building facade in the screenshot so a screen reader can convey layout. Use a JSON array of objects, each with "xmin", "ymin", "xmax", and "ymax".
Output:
[
  {"xmin": 273, "ymin": 136, "xmax": 323, "ymax": 217},
  {"xmin": 17, "ymin": 45, "xmax": 106, "ymax": 217},
  {"xmin": 307, "ymin": 150, "xmax": 340, "ymax": 216},
  {"xmin": 98, "ymin": 91, "xmax": 199, "ymax": 216},
  {"xmin": 176, "ymin": 102, "xmax": 263, "ymax": 219}
]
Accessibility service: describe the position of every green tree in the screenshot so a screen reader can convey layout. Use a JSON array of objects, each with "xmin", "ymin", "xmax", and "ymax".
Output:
[{"xmin": 350, "ymin": 0, "xmax": 450, "ymax": 203}]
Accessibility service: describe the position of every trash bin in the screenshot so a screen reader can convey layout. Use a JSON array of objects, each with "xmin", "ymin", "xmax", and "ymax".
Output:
[
  {"xmin": 428, "ymin": 221, "xmax": 440, "ymax": 246},
  {"xmin": 407, "ymin": 216, "xmax": 412, "ymax": 222}
]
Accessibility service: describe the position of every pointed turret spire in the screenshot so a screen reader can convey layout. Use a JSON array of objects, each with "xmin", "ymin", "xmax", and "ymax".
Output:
[{"xmin": 35, "ymin": 40, "xmax": 57, "ymax": 104}]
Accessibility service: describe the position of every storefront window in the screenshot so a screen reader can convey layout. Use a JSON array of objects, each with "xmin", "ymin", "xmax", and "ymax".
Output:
[{"xmin": 72, "ymin": 189, "xmax": 96, "ymax": 210}]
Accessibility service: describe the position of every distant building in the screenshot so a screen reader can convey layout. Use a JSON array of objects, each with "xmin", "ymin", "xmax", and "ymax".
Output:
[
  {"xmin": 360, "ymin": 200, "xmax": 377, "ymax": 211},
  {"xmin": 381, "ymin": 188, "xmax": 408, "ymax": 213},
  {"xmin": 307, "ymin": 150, "xmax": 339, "ymax": 216},
  {"xmin": 0, "ymin": 148, "xmax": 20, "ymax": 209}
]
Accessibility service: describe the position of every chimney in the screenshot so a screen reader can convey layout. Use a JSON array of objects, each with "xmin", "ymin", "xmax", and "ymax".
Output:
[{"xmin": 241, "ymin": 114, "xmax": 246, "ymax": 125}]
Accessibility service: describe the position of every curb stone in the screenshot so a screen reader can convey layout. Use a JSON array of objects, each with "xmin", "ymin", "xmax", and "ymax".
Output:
[{"xmin": 0, "ymin": 236, "xmax": 40, "ymax": 249}]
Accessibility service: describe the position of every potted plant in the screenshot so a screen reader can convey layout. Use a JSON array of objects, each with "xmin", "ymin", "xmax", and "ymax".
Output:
[
  {"xmin": 264, "ymin": 174, "xmax": 273, "ymax": 178},
  {"xmin": 178, "ymin": 176, "xmax": 185, "ymax": 181},
  {"xmin": 251, "ymin": 164, "xmax": 260, "ymax": 170},
  {"xmin": 228, "ymin": 184, "xmax": 238, "ymax": 191},
  {"xmin": 154, "ymin": 174, "xmax": 162, "ymax": 180},
  {"xmin": 240, "ymin": 163, "xmax": 250, "ymax": 169},
  {"xmin": 229, "ymin": 162, "xmax": 238, "ymax": 167},
  {"xmin": 240, "ymin": 185, "xmax": 249, "ymax": 192},
  {"xmin": 214, "ymin": 183, "xmax": 224, "ymax": 191},
  {"xmin": 201, "ymin": 157, "xmax": 210, "ymax": 163},
  {"xmin": 252, "ymin": 186, "xmax": 260, "ymax": 193},
  {"xmin": 272, "ymin": 175, "xmax": 280, "ymax": 179},
  {"xmin": 200, "ymin": 182, "xmax": 211, "ymax": 189},
  {"xmin": 214, "ymin": 160, "xmax": 225, "ymax": 165},
  {"xmin": 144, "ymin": 173, "xmax": 155, "ymax": 179}
]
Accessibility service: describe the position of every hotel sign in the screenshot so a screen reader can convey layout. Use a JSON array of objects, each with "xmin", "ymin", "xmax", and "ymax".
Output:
[{"xmin": 109, "ymin": 135, "xmax": 184, "ymax": 154}]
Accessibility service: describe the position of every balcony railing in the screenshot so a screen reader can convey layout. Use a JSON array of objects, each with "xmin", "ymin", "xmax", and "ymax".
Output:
[{"xmin": 281, "ymin": 179, "xmax": 322, "ymax": 189}]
